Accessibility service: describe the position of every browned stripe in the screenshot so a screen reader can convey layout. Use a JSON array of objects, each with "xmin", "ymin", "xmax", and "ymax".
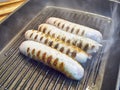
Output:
[
  {"xmin": 37, "ymin": 50, "xmax": 41, "ymax": 58},
  {"xmin": 30, "ymin": 33, "xmax": 33, "ymax": 38},
  {"xmin": 91, "ymin": 45, "xmax": 95, "ymax": 49},
  {"xmin": 39, "ymin": 26, "xmax": 42, "ymax": 31},
  {"xmin": 40, "ymin": 37, "xmax": 43, "ymax": 41},
  {"xmin": 47, "ymin": 55, "xmax": 52, "ymax": 65},
  {"xmin": 62, "ymin": 23, "xmax": 65, "ymax": 29},
  {"xmin": 72, "ymin": 40, "xmax": 77, "ymax": 46},
  {"xmin": 60, "ymin": 47, "xmax": 64, "ymax": 52},
  {"xmin": 81, "ymin": 30, "xmax": 85, "ymax": 36},
  {"xmin": 66, "ymin": 26, "xmax": 70, "ymax": 31},
  {"xmin": 47, "ymin": 31, "xmax": 51, "ymax": 35},
  {"xmin": 49, "ymin": 41, "xmax": 53, "ymax": 46},
  {"xmin": 42, "ymin": 52, "xmax": 46, "ymax": 61},
  {"xmin": 53, "ymin": 58, "xmax": 58, "ymax": 66},
  {"xmin": 54, "ymin": 43, "xmax": 59, "ymax": 49},
  {"xmin": 66, "ymin": 49, "xmax": 70, "ymax": 55},
  {"xmin": 59, "ymin": 62, "xmax": 64, "ymax": 71},
  {"xmin": 57, "ymin": 35, "xmax": 60, "ymax": 39},
  {"xmin": 62, "ymin": 37, "xmax": 65, "ymax": 41},
  {"xmin": 54, "ymin": 20, "xmax": 57, "ymax": 24},
  {"xmin": 66, "ymin": 39, "xmax": 70, "ymax": 43},
  {"xmin": 52, "ymin": 33, "xmax": 55, "ymax": 38},
  {"xmin": 32, "ymin": 49, "xmax": 35, "ymax": 55},
  {"xmin": 84, "ymin": 44, "xmax": 89, "ymax": 51},
  {"xmin": 76, "ymin": 29, "xmax": 80, "ymax": 34},
  {"xmin": 71, "ymin": 51, "xmax": 77, "ymax": 58},
  {"xmin": 44, "ymin": 39, "xmax": 48, "ymax": 44},
  {"xmin": 27, "ymin": 47, "xmax": 30, "ymax": 53},
  {"xmin": 58, "ymin": 22, "xmax": 61, "ymax": 27},
  {"xmin": 43, "ymin": 27, "xmax": 47, "ymax": 33},
  {"xmin": 34, "ymin": 35, "xmax": 38, "ymax": 40},
  {"xmin": 78, "ymin": 41, "xmax": 82, "ymax": 48},
  {"xmin": 71, "ymin": 27, "xmax": 74, "ymax": 33}
]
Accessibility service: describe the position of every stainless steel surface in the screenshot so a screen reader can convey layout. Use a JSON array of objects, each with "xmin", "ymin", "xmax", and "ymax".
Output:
[
  {"xmin": 0, "ymin": 0, "xmax": 120, "ymax": 90},
  {"xmin": 0, "ymin": 6, "xmax": 115, "ymax": 90},
  {"xmin": 110, "ymin": 0, "xmax": 120, "ymax": 3}
]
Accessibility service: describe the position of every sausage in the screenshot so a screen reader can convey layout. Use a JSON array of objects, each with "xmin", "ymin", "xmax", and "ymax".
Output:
[
  {"xmin": 19, "ymin": 40, "xmax": 84, "ymax": 80},
  {"xmin": 25, "ymin": 30, "xmax": 90, "ymax": 63},
  {"xmin": 38, "ymin": 24, "xmax": 102, "ymax": 54},
  {"xmin": 46, "ymin": 17, "xmax": 102, "ymax": 43}
]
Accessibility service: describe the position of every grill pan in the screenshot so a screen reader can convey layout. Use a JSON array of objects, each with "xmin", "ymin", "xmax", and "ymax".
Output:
[{"xmin": 0, "ymin": 6, "xmax": 119, "ymax": 90}]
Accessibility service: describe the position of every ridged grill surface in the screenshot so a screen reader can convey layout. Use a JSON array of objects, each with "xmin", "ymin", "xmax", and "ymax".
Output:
[{"xmin": 0, "ymin": 6, "xmax": 111, "ymax": 90}]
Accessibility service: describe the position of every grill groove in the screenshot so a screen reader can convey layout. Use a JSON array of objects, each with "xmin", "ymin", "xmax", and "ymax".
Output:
[{"xmin": 0, "ymin": 6, "xmax": 111, "ymax": 90}]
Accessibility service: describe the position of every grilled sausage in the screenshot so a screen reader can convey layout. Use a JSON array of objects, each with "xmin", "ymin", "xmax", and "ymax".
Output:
[
  {"xmin": 38, "ymin": 24, "xmax": 102, "ymax": 54},
  {"xmin": 46, "ymin": 17, "xmax": 102, "ymax": 43},
  {"xmin": 25, "ymin": 30, "xmax": 90, "ymax": 63},
  {"xmin": 19, "ymin": 40, "xmax": 84, "ymax": 80}
]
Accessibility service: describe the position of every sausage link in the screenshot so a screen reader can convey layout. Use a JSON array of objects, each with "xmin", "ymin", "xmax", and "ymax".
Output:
[
  {"xmin": 38, "ymin": 24, "xmax": 102, "ymax": 54},
  {"xmin": 25, "ymin": 30, "xmax": 90, "ymax": 63},
  {"xmin": 19, "ymin": 40, "xmax": 84, "ymax": 80},
  {"xmin": 46, "ymin": 17, "xmax": 102, "ymax": 43}
]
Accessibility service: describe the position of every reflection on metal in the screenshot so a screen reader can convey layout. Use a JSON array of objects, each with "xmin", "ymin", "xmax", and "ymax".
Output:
[{"xmin": 0, "ymin": 6, "xmax": 112, "ymax": 90}]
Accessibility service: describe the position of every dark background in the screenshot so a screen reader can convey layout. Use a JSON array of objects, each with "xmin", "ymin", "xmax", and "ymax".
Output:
[{"xmin": 0, "ymin": 0, "xmax": 120, "ymax": 90}]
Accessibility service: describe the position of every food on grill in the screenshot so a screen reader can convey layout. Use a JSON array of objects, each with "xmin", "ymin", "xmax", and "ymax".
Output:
[
  {"xmin": 38, "ymin": 24, "xmax": 102, "ymax": 54},
  {"xmin": 46, "ymin": 17, "xmax": 102, "ymax": 43},
  {"xmin": 25, "ymin": 30, "xmax": 90, "ymax": 63},
  {"xmin": 19, "ymin": 40, "xmax": 84, "ymax": 80}
]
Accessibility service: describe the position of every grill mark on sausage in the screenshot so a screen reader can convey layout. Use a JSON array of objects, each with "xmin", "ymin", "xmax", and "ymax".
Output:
[
  {"xmin": 44, "ymin": 39, "xmax": 48, "ymax": 44},
  {"xmin": 54, "ymin": 20, "xmax": 57, "ymax": 24},
  {"xmin": 37, "ymin": 50, "xmax": 41, "ymax": 58},
  {"xmin": 52, "ymin": 33, "xmax": 55, "ymax": 38},
  {"xmin": 57, "ymin": 35, "xmax": 60, "ymax": 39},
  {"xmin": 76, "ymin": 29, "xmax": 80, "ymax": 34},
  {"xmin": 58, "ymin": 22, "xmax": 61, "ymax": 27},
  {"xmin": 62, "ymin": 37, "xmax": 65, "ymax": 41},
  {"xmin": 66, "ymin": 39, "xmax": 70, "ymax": 43},
  {"xmin": 91, "ymin": 45, "xmax": 95, "ymax": 49},
  {"xmin": 81, "ymin": 30, "xmax": 85, "ymax": 36},
  {"xmin": 27, "ymin": 47, "xmax": 30, "ymax": 53},
  {"xmin": 60, "ymin": 47, "xmax": 64, "ymax": 52},
  {"xmin": 59, "ymin": 62, "xmax": 64, "ymax": 71},
  {"xmin": 71, "ymin": 27, "xmax": 74, "ymax": 33},
  {"xmin": 78, "ymin": 41, "xmax": 82, "ymax": 48},
  {"xmin": 39, "ymin": 26, "xmax": 42, "ymax": 31},
  {"xmin": 32, "ymin": 49, "xmax": 35, "ymax": 55},
  {"xmin": 84, "ymin": 44, "xmax": 89, "ymax": 51},
  {"xmin": 71, "ymin": 51, "xmax": 77, "ymax": 58},
  {"xmin": 47, "ymin": 31, "xmax": 51, "ymax": 35},
  {"xmin": 54, "ymin": 43, "xmax": 59, "ymax": 49},
  {"xmin": 40, "ymin": 37, "xmax": 43, "ymax": 41},
  {"xmin": 62, "ymin": 23, "xmax": 65, "ymax": 29},
  {"xmin": 42, "ymin": 52, "xmax": 46, "ymax": 61},
  {"xmin": 43, "ymin": 27, "xmax": 47, "ymax": 33},
  {"xmin": 30, "ymin": 33, "xmax": 33, "ymax": 38},
  {"xmin": 49, "ymin": 41, "xmax": 53, "ymax": 46},
  {"xmin": 34, "ymin": 35, "xmax": 38, "ymax": 40},
  {"xmin": 66, "ymin": 49, "xmax": 70, "ymax": 55},
  {"xmin": 53, "ymin": 58, "xmax": 58, "ymax": 66},
  {"xmin": 66, "ymin": 26, "xmax": 70, "ymax": 31},
  {"xmin": 72, "ymin": 40, "xmax": 77, "ymax": 46},
  {"xmin": 47, "ymin": 55, "xmax": 52, "ymax": 65}
]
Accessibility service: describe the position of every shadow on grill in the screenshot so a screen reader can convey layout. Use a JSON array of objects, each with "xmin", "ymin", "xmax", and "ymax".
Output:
[{"xmin": 0, "ymin": 6, "xmax": 111, "ymax": 90}]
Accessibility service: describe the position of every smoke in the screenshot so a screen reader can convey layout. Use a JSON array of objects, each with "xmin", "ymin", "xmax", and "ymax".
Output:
[{"xmin": 104, "ymin": 2, "xmax": 119, "ymax": 53}]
